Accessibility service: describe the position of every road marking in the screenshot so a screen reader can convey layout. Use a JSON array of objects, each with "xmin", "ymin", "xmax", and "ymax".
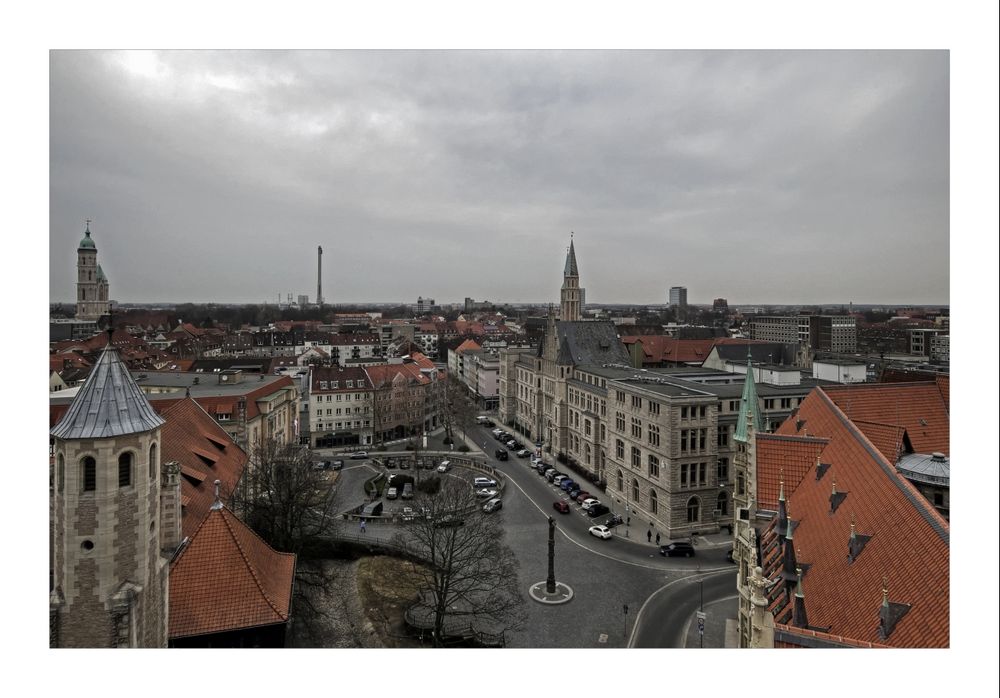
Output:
[
  {"xmin": 626, "ymin": 569, "xmax": 735, "ymax": 648},
  {"xmin": 502, "ymin": 473, "xmax": 729, "ymax": 572}
]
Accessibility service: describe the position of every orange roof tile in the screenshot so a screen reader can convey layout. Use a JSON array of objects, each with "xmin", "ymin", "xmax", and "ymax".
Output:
[
  {"xmin": 154, "ymin": 398, "xmax": 249, "ymax": 538},
  {"xmin": 819, "ymin": 382, "xmax": 949, "ymax": 456},
  {"xmin": 761, "ymin": 388, "xmax": 949, "ymax": 647},
  {"xmin": 755, "ymin": 434, "xmax": 828, "ymax": 512},
  {"xmin": 169, "ymin": 505, "xmax": 296, "ymax": 639}
]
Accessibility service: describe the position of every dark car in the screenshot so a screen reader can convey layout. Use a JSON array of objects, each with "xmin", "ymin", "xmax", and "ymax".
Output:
[
  {"xmin": 553, "ymin": 500, "xmax": 570, "ymax": 514},
  {"xmin": 495, "ymin": 449, "xmax": 509, "ymax": 461},
  {"xmin": 331, "ymin": 460, "xmax": 344, "ymax": 470},
  {"xmin": 660, "ymin": 541, "xmax": 696, "ymax": 558},
  {"xmin": 574, "ymin": 491, "xmax": 591, "ymax": 503},
  {"xmin": 434, "ymin": 515, "xmax": 465, "ymax": 528},
  {"xmin": 586, "ymin": 503, "xmax": 610, "ymax": 518},
  {"xmin": 568, "ymin": 487, "xmax": 581, "ymax": 499},
  {"xmin": 560, "ymin": 479, "xmax": 576, "ymax": 491}
]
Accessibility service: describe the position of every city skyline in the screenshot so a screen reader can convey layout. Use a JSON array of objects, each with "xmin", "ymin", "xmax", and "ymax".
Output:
[{"xmin": 50, "ymin": 50, "xmax": 949, "ymax": 306}]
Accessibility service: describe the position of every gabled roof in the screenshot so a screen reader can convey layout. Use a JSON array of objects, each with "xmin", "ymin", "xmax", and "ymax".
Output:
[
  {"xmin": 713, "ymin": 341, "xmax": 798, "ymax": 366},
  {"xmin": 51, "ymin": 342, "xmax": 165, "ymax": 440},
  {"xmin": 541, "ymin": 320, "xmax": 630, "ymax": 366},
  {"xmin": 822, "ymin": 381, "xmax": 949, "ymax": 456},
  {"xmin": 169, "ymin": 504, "xmax": 295, "ymax": 639},
  {"xmin": 153, "ymin": 398, "xmax": 249, "ymax": 538},
  {"xmin": 763, "ymin": 388, "xmax": 949, "ymax": 647},
  {"xmin": 453, "ymin": 338, "xmax": 482, "ymax": 355}
]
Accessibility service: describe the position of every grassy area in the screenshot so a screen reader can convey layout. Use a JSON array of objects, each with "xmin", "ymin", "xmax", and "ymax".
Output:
[{"xmin": 356, "ymin": 556, "xmax": 427, "ymax": 647}]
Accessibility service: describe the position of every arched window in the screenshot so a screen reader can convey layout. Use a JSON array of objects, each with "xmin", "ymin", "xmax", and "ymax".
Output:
[
  {"xmin": 57, "ymin": 454, "xmax": 65, "ymax": 493},
  {"xmin": 118, "ymin": 452, "xmax": 132, "ymax": 488},
  {"xmin": 82, "ymin": 456, "xmax": 96, "ymax": 492},
  {"xmin": 649, "ymin": 489, "xmax": 658, "ymax": 514},
  {"xmin": 616, "ymin": 469, "xmax": 624, "ymax": 491},
  {"xmin": 631, "ymin": 478, "xmax": 640, "ymax": 504},
  {"xmin": 149, "ymin": 443, "xmax": 157, "ymax": 481},
  {"xmin": 687, "ymin": 496, "xmax": 701, "ymax": 523},
  {"xmin": 717, "ymin": 491, "xmax": 729, "ymax": 516}
]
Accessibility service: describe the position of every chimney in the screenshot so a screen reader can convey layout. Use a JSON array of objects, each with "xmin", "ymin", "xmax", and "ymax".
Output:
[{"xmin": 317, "ymin": 245, "xmax": 323, "ymax": 306}]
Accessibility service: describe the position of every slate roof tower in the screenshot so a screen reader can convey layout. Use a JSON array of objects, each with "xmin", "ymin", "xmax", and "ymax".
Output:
[
  {"xmin": 560, "ymin": 234, "xmax": 584, "ymax": 322},
  {"xmin": 50, "ymin": 334, "xmax": 172, "ymax": 647}
]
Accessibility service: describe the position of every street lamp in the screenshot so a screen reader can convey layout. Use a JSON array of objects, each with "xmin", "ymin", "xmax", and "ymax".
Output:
[{"xmin": 623, "ymin": 603, "xmax": 629, "ymax": 643}]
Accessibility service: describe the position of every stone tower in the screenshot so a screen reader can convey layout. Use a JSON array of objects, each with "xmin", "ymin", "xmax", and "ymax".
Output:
[
  {"xmin": 49, "ymin": 336, "xmax": 171, "ymax": 648},
  {"xmin": 560, "ymin": 235, "xmax": 584, "ymax": 322},
  {"xmin": 75, "ymin": 221, "xmax": 110, "ymax": 321}
]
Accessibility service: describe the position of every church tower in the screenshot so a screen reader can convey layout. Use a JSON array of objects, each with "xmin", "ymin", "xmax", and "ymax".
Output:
[
  {"xmin": 75, "ymin": 221, "xmax": 111, "ymax": 321},
  {"xmin": 560, "ymin": 234, "xmax": 584, "ymax": 322},
  {"xmin": 50, "ymin": 334, "xmax": 170, "ymax": 647}
]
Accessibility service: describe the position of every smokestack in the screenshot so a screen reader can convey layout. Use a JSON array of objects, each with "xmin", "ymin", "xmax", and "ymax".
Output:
[{"xmin": 317, "ymin": 245, "xmax": 323, "ymax": 305}]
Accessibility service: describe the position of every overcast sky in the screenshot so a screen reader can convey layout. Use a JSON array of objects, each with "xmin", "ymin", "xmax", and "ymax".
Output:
[{"xmin": 49, "ymin": 50, "xmax": 949, "ymax": 306}]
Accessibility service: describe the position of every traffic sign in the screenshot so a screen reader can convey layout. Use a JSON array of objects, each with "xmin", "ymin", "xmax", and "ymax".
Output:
[{"xmin": 696, "ymin": 611, "xmax": 706, "ymax": 620}]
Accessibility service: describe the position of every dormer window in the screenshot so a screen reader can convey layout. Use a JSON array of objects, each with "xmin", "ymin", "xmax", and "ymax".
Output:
[{"xmin": 319, "ymin": 381, "xmax": 328, "ymax": 389}]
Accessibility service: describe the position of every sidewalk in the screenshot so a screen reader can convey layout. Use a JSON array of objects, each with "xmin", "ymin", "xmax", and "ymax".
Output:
[{"xmin": 612, "ymin": 526, "xmax": 733, "ymax": 551}]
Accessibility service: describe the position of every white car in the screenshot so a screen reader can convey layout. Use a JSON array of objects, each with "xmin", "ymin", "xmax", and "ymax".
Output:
[
  {"xmin": 476, "ymin": 488, "xmax": 499, "ymax": 498},
  {"xmin": 581, "ymin": 498, "xmax": 601, "ymax": 511},
  {"xmin": 437, "ymin": 460, "xmax": 452, "ymax": 472},
  {"xmin": 589, "ymin": 525, "xmax": 613, "ymax": 540}
]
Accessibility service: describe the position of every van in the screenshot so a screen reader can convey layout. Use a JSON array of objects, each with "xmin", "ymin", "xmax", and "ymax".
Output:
[
  {"xmin": 474, "ymin": 477, "xmax": 497, "ymax": 488},
  {"xmin": 401, "ymin": 483, "xmax": 413, "ymax": 499}
]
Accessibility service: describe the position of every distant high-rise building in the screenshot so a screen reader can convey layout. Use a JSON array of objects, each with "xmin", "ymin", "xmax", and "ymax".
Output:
[
  {"xmin": 668, "ymin": 286, "xmax": 687, "ymax": 308},
  {"xmin": 415, "ymin": 296, "xmax": 435, "ymax": 314},
  {"xmin": 713, "ymin": 298, "xmax": 729, "ymax": 313},
  {"xmin": 316, "ymin": 246, "xmax": 324, "ymax": 306},
  {"xmin": 297, "ymin": 294, "xmax": 309, "ymax": 307},
  {"xmin": 75, "ymin": 221, "xmax": 111, "ymax": 321}
]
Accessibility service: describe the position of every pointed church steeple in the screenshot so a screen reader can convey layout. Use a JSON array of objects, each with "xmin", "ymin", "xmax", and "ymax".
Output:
[
  {"xmin": 735, "ymin": 348, "xmax": 763, "ymax": 443},
  {"xmin": 776, "ymin": 474, "xmax": 788, "ymax": 540},
  {"xmin": 560, "ymin": 233, "xmax": 584, "ymax": 321}
]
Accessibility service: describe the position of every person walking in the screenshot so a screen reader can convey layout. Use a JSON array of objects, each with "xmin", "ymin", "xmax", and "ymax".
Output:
[
  {"xmin": 360, "ymin": 518, "xmax": 367, "ymax": 534},
  {"xmin": 655, "ymin": 532, "xmax": 661, "ymax": 546},
  {"xmin": 647, "ymin": 529, "xmax": 652, "ymax": 543}
]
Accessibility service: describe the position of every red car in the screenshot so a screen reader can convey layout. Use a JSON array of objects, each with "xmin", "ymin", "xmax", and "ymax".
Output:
[
  {"xmin": 553, "ymin": 500, "xmax": 570, "ymax": 514},
  {"xmin": 574, "ymin": 491, "xmax": 592, "ymax": 503}
]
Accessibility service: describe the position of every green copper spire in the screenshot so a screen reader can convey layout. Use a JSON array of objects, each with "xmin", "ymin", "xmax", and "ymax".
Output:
[
  {"xmin": 734, "ymin": 348, "xmax": 763, "ymax": 443},
  {"xmin": 78, "ymin": 219, "xmax": 96, "ymax": 250}
]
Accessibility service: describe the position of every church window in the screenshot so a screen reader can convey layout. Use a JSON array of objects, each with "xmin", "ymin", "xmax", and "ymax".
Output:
[
  {"xmin": 57, "ymin": 454, "xmax": 65, "ymax": 493},
  {"xmin": 82, "ymin": 457, "xmax": 96, "ymax": 492},
  {"xmin": 149, "ymin": 443, "xmax": 157, "ymax": 481},
  {"xmin": 118, "ymin": 453, "xmax": 133, "ymax": 488}
]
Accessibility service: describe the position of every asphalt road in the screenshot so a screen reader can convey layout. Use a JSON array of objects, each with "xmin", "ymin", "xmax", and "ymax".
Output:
[{"xmin": 630, "ymin": 569, "xmax": 736, "ymax": 648}]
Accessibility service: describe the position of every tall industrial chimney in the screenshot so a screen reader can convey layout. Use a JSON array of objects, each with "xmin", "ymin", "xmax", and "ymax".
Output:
[{"xmin": 317, "ymin": 245, "xmax": 323, "ymax": 305}]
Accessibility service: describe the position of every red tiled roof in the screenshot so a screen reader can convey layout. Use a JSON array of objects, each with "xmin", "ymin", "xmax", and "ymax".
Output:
[
  {"xmin": 154, "ymin": 398, "xmax": 249, "ymax": 538},
  {"xmin": 169, "ymin": 505, "xmax": 296, "ymax": 639},
  {"xmin": 755, "ymin": 434, "xmax": 828, "ymax": 512},
  {"xmin": 454, "ymin": 339, "xmax": 481, "ymax": 354},
  {"xmin": 620, "ymin": 336, "xmax": 761, "ymax": 365},
  {"xmin": 761, "ymin": 388, "xmax": 949, "ymax": 647},
  {"xmin": 818, "ymin": 382, "xmax": 949, "ymax": 456},
  {"xmin": 852, "ymin": 420, "xmax": 908, "ymax": 463}
]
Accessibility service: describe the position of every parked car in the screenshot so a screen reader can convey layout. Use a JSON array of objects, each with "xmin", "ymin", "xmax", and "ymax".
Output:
[
  {"xmin": 581, "ymin": 498, "xmax": 600, "ymax": 510},
  {"xmin": 574, "ymin": 491, "xmax": 591, "ymax": 503},
  {"xmin": 560, "ymin": 479, "xmax": 576, "ymax": 491},
  {"xmin": 434, "ymin": 515, "xmax": 464, "ymax": 528},
  {"xmin": 516, "ymin": 449, "xmax": 530, "ymax": 458},
  {"xmin": 545, "ymin": 469, "xmax": 559, "ymax": 481},
  {"xmin": 386, "ymin": 487, "xmax": 398, "ymax": 500},
  {"xmin": 589, "ymin": 525, "xmax": 613, "ymax": 540},
  {"xmin": 401, "ymin": 506, "xmax": 415, "ymax": 521},
  {"xmin": 483, "ymin": 498, "xmax": 503, "ymax": 513},
  {"xmin": 474, "ymin": 477, "xmax": 497, "ymax": 488},
  {"xmin": 401, "ymin": 483, "xmax": 413, "ymax": 499},
  {"xmin": 492, "ymin": 428, "xmax": 503, "ymax": 436},
  {"xmin": 660, "ymin": 541, "xmax": 696, "ymax": 558},
  {"xmin": 553, "ymin": 500, "xmax": 571, "ymax": 514},
  {"xmin": 312, "ymin": 461, "xmax": 326, "ymax": 470},
  {"xmin": 350, "ymin": 451, "xmax": 368, "ymax": 460},
  {"xmin": 437, "ymin": 460, "xmax": 452, "ymax": 472},
  {"xmin": 586, "ymin": 504, "xmax": 610, "ymax": 518},
  {"xmin": 568, "ymin": 487, "xmax": 581, "ymax": 499},
  {"xmin": 552, "ymin": 475, "xmax": 568, "ymax": 486},
  {"xmin": 476, "ymin": 488, "xmax": 499, "ymax": 498},
  {"xmin": 495, "ymin": 449, "xmax": 509, "ymax": 460},
  {"xmin": 331, "ymin": 460, "xmax": 344, "ymax": 470}
]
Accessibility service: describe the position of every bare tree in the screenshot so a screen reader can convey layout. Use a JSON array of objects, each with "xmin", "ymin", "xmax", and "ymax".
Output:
[
  {"xmin": 392, "ymin": 479, "xmax": 524, "ymax": 646},
  {"xmin": 228, "ymin": 437, "xmax": 340, "ymax": 555},
  {"xmin": 443, "ymin": 374, "xmax": 477, "ymax": 446}
]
